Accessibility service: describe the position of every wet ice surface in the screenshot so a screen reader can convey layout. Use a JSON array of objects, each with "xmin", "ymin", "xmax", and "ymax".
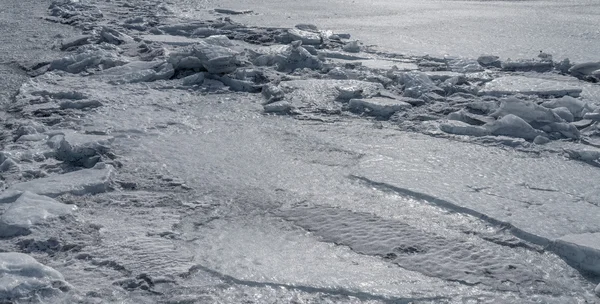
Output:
[{"xmin": 1, "ymin": 0, "xmax": 600, "ymax": 303}]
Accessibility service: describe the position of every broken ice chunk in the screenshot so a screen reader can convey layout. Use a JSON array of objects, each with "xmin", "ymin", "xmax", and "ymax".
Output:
[
  {"xmin": 485, "ymin": 114, "xmax": 545, "ymax": 140},
  {"xmin": 349, "ymin": 97, "xmax": 411, "ymax": 119},
  {"xmin": 439, "ymin": 120, "xmax": 490, "ymax": 137},
  {"xmin": 491, "ymin": 97, "xmax": 563, "ymax": 124},
  {"xmin": 0, "ymin": 252, "xmax": 70, "ymax": 300},
  {"xmin": 0, "ymin": 192, "xmax": 77, "ymax": 237}
]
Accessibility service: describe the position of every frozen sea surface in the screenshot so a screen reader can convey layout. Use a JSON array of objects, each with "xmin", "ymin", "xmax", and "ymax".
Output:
[
  {"xmin": 172, "ymin": 0, "xmax": 600, "ymax": 62},
  {"xmin": 1, "ymin": 0, "xmax": 600, "ymax": 302}
]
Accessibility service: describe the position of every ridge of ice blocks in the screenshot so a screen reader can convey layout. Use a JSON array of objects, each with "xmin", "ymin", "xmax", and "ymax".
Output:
[
  {"xmin": 49, "ymin": 48, "xmax": 127, "ymax": 74},
  {"xmin": 0, "ymin": 252, "xmax": 69, "ymax": 300},
  {"xmin": 480, "ymin": 76, "xmax": 582, "ymax": 98},
  {"xmin": 0, "ymin": 192, "xmax": 77, "ymax": 237},
  {"xmin": 0, "ymin": 164, "xmax": 114, "ymax": 204},
  {"xmin": 167, "ymin": 41, "xmax": 240, "ymax": 74},
  {"xmin": 348, "ymin": 97, "xmax": 411, "ymax": 119}
]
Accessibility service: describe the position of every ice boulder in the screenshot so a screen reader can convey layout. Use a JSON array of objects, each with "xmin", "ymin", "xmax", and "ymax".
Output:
[
  {"xmin": 491, "ymin": 97, "xmax": 563, "ymax": 124},
  {"xmin": 396, "ymin": 72, "xmax": 443, "ymax": 99},
  {"xmin": 569, "ymin": 62, "xmax": 600, "ymax": 79},
  {"xmin": 439, "ymin": 120, "xmax": 489, "ymax": 137},
  {"xmin": 0, "ymin": 164, "xmax": 114, "ymax": 204},
  {"xmin": 551, "ymin": 107, "xmax": 574, "ymax": 122},
  {"xmin": 343, "ymin": 40, "xmax": 360, "ymax": 53},
  {"xmin": 49, "ymin": 49, "xmax": 127, "ymax": 74},
  {"xmin": 263, "ymin": 101, "xmax": 294, "ymax": 114},
  {"xmin": 485, "ymin": 114, "xmax": 545, "ymax": 140},
  {"xmin": 348, "ymin": 97, "xmax": 411, "ymax": 119},
  {"xmin": 539, "ymin": 122, "xmax": 580, "ymax": 139},
  {"xmin": 100, "ymin": 27, "xmax": 134, "ymax": 45},
  {"xmin": 542, "ymin": 96, "xmax": 590, "ymax": 119},
  {"xmin": 447, "ymin": 110, "xmax": 494, "ymax": 126},
  {"xmin": 47, "ymin": 131, "xmax": 113, "ymax": 168},
  {"xmin": 95, "ymin": 60, "xmax": 174, "ymax": 84},
  {"xmin": 0, "ymin": 192, "xmax": 77, "ymax": 237},
  {"xmin": 0, "ymin": 252, "xmax": 69, "ymax": 300},
  {"xmin": 477, "ymin": 55, "xmax": 501, "ymax": 68},
  {"xmin": 270, "ymin": 44, "xmax": 323, "ymax": 72},
  {"xmin": 182, "ymin": 72, "xmax": 205, "ymax": 86},
  {"xmin": 168, "ymin": 41, "xmax": 240, "ymax": 74},
  {"xmin": 336, "ymin": 85, "xmax": 365, "ymax": 101},
  {"xmin": 262, "ymin": 84, "xmax": 285, "ymax": 104},
  {"xmin": 60, "ymin": 35, "xmax": 91, "ymax": 50}
]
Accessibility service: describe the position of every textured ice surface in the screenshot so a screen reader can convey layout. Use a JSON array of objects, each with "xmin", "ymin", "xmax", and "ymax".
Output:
[
  {"xmin": 0, "ymin": 252, "xmax": 68, "ymax": 300},
  {"xmin": 0, "ymin": 191, "xmax": 77, "ymax": 237},
  {"xmin": 279, "ymin": 205, "xmax": 583, "ymax": 295},
  {"xmin": 0, "ymin": 164, "xmax": 113, "ymax": 203},
  {"xmin": 480, "ymin": 76, "xmax": 582, "ymax": 98}
]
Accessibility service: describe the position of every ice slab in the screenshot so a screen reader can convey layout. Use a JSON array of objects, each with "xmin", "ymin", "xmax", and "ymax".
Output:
[
  {"xmin": 0, "ymin": 252, "xmax": 68, "ymax": 300},
  {"xmin": 480, "ymin": 76, "xmax": 582, "ymax": 98},
  {"xmin": 0, "ymin": 164, "xmax": 113, "ymax": 204},
  {"xmin": 555, "ymin": 233, "xmax": 600, "ymax": 275},
  {"xmin": 94, "ymin": 60, "xmax": 174, "ymax": 84},
  {"xmin": 0, "ymin": 192, "xmax": 77, "ymax": 237},
  {"xmin": 287, "ymin": 28, "xmax": 321, "ymax": 45},
  {"xmin": 349, "ymin": 97, "xmax": 411, "ymax": 119}
]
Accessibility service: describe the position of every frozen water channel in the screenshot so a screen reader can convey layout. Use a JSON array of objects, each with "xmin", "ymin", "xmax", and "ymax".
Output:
[{"xmin": 1, "ymin": 0, "xmax": 600, "ymax": 303}]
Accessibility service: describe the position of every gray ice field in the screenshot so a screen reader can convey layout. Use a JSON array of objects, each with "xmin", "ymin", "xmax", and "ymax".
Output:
[{"xmin": 1, "ymin": 0, "xmax": 600, "ymax": 303}]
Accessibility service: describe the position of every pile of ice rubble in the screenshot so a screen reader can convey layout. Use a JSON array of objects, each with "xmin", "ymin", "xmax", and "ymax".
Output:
[{"xmin": 1, "ymin": 0, "xmax": 600, "ymax": 300}]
